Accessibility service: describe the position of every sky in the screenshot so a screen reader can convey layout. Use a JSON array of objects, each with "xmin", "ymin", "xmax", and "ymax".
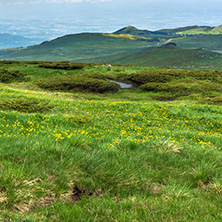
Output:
[{"xmin": 1, "ymin": 0, "xmax": 222, "ymax": 40}]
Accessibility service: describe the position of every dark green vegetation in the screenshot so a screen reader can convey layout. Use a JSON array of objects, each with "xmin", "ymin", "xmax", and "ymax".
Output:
[
  {"xmin": 35, "ymin": 75, "xmax": 120, "ymax": 93},
  {"xmin": 39, "ymin": 61, "xmax": 86, "ymax": 70},
  {"xmin": 0, "ymin": 61, "xmax": 221, "ymax": 221},
  {"xmin": 0, "ymin": 68, "xmax": 29, "ymax": 83},
  {"xmin": 0, "ymin": 98, "xmax": 54, "ymax": 113}
]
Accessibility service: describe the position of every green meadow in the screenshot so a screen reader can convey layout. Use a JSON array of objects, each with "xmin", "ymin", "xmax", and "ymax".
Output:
[{"xmin": 0, "ymin": 61, "xmax": 221, "ymax": 221}]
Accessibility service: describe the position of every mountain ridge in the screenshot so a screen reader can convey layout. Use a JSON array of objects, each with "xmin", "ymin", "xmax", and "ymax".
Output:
[
  {"xmin": 114, "ymin": 24, "xmax": 222, "ymax": 36},
  {"xmin": 113, "ymin": 26, "xmax": 170, "ymax": 37}
]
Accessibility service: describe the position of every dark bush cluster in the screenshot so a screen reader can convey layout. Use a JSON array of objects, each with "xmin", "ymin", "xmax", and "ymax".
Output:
[
  {"xmin": 35, "ymin": 75, "xmax": 120, "ymax": 93},
  {"xmin": 39, "ymin": 61, "xmax": 86, "ymax": 70},
  {"xmin": 84, "ymin": 73, "xmax": 106, "ymax": 79},
  {"xmin": 0, "ymin": 60, "xmax": 21, "ymax": 65},
  {"xmin": 140, "ymin": 82, "xmax": 190, "ymax": 94},
  {"xmin": 0, "ymin": 69, "xmax": 29, "ymax": 83},
  {"xmin": 117, "ymin": 69, "xmax": 222, "ymax": 97},
  {"xmin": 140, "ymin": 81, "xmax": 222, "ymax": 96},
  {"xmin": 129, "ymin": 71, "xmax": 173, "ymax": 85},
  {"xmin": 126, "ymin": 70, "xmax": 222, "ymax": 85},
  {"xmin": 0, "ymin": 98, "xmax": 54, "ymax": 113},
  {"xmin": 201, "ymin": 97, "xmax": 222, "ymax": 105}
]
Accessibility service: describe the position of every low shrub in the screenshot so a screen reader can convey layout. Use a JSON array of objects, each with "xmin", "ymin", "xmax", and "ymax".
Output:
[
  {"xmin": 84, "ymin": 73, "xmax": 106, "ymax": 79},
  {"xmin": 39, "ymin": 61, "xmax": 86, "ymax": 70},
  {"xmin": 128, "ymin": 70, "xmax": 222, "ymax": 86},
  {"xmin": 35, "ymin": 75, "xmax": 120, "ymax": 93},
  {"xmin": 140, "ymin": 80, "xmax": 222, "ymax": 96},
  {"xmin": 0, "ymin": 60, "xmax": 21, "ymax": 65},
  {"xmin": 0, "ymin": 98, "xmax": 54, "ymax": 113},
  {"xmin": 0, "ymin": 69, "xmax": 29, "ymax": 83},
  {"xmin": 25, "ymin": 61, "xmax": 42, "ymax": 65},
  {"xmin": 116, "ymin": 73, "xmax": 130, "ymax": 81},
  {"xmin": 194, "ymin": 80, "xmax": 222, "ymax": 92},
  {"xmin": 129, "ymin": 71, "xmax": 173, "ymax": 85},
  {"xmin": 201, "ymin": 96, "xmax": 222, "ymax": 105},
  {"xmin": 140, "ymin": 82, "xmax": 190, "ymax": 94}
]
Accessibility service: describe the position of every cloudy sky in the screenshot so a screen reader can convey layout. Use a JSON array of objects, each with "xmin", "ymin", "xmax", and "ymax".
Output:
[{"xmin": 0, "ymin": 0, "xmax": 222, "ymax": 40}]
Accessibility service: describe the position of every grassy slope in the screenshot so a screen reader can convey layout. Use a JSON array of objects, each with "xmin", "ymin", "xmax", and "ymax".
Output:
[
  {"xmin": 111, "ymin": 47, "xmax": 222, "ymax": 69},
  {"xmin": 157, "ymin": 25, "xmax": 213, "ymax": 34},
  {"xmin": 0, "ymin": 33, "xmax": 162, "ymax": 62},
  {"xmin": 0, "ymin": 62, "xmax": 222, "ymax": 221},
  {"xmin": 174, "ymin": 35, "xmax": 222, "ymax": 52},
  {"xmin": 0, "ymin": 47, "xmax": 24, "ymax": 56},
  {"xmin": 177, "ymin": 26, "xmax": 222, "ymax": 35}
]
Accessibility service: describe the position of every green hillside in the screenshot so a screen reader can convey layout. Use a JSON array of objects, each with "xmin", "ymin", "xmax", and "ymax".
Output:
[
  {"xmin": 177, "ymin": 26, "xmax": 222, "ymax": 35},
  {"xmin": 0, "ymin": 33, "xmax": 163, "ymax": 62},
  {"xmin": 174, "ymin": 35, "xmax": 222, "ymax": 52},
  {"xmin": 112, "ymin": 47, "xmax": 222, "ymax": 69}
]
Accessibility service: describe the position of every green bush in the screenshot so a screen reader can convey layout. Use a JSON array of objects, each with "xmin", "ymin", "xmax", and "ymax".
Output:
[
  {"xmin": 0, "ymin": 60, "xmax": 21, "ymax": 65},
  {"xmin": 194, "ymin": 80, "xmax": 222, "ymax": 92},
  {"xmin": 84, "ymin": 73, "xmax": 106, "ymax": 79},
  {"xmin": 0, "ymin": 98, "xmax": 54, "ymax": 113},
  {"xmin": 116, "ymin": 73, "xmax": 130, "ymax": 81},
  {"xmin": 129, "ymin": 71, "xmax": 173, "ymax": 85},
  {"xmin": 39, "ymin": 61, "xmax": 86, "ymax": 70},
  {"xmin": 140, "ymin": 80, "xmax": 222, "ymax": 96},
  {"xmin": 201, "ymin": 96, "xmax": 222, "ymax": 105},
  {"xmin": 128, "ymin": 70, "xmax": 222, "ymax": 86},
  {"xmin": 140, "ymin": 82, "xmax": 190, "ymax": 94},
  {"xmin": 0, "ymin": 69, "xmax": 29, "ymax": 83},
  {"xmin": 35, "ymin": 75, "xmax": 120, "ymax": 93}
]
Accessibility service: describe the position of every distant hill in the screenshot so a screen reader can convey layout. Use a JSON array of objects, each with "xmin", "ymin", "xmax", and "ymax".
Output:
[
  {"xmin": 0, "ymin": 33, "xmax": 39, "ymax": 49},
  {"xmin": 0, "ymin": 33, "xmax": 163, "ymax": 62},
  {"xmin": 114, "ymin": 25, "xmax": 222, "ymax": 37},
  {"xmin": 158, "ymin": 25, "xmax": 222, "ymax": 35},
  {"xmin": 113, "ymin": 26, "xmax": 169, "ymax": 37},
  {"xmin": 111, "ymin": 46, "xmax": 222, "ymax": 69},
  {"xmin": 157, "ymin": 25, "xmax": 213, "ymax": 35}
]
